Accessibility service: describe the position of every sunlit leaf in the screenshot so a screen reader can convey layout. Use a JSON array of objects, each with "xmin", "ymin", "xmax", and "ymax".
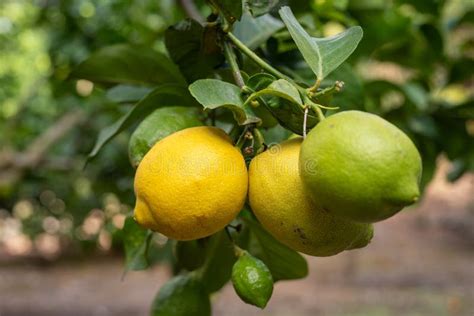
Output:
[
  {"xmin": 189, "ymin": 79, "xmax": 260, "ymax": 125},
  {"xmin": 279, "ymin": 6, "xmax": 363, "ymax": 80},
  {"xmin": 123, "ymin": 216, "xmax": 152, "ymax": 271},
  {"xmin": 87, "ymin": 84, "xmax": 195, "ymax": 164}
]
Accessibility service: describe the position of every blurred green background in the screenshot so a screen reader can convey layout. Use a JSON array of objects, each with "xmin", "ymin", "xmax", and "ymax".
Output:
[{"xmin": 0, "ymin": 0, "xmax": 473, "ymax": 315}]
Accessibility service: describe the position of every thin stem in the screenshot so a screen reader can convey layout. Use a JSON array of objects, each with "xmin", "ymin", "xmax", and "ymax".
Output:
[
  {"xmin": 235, "ymin": 125, "xmax": 251, "ymax": 148},
  {"xmin": 223, "ymin": 40, "xmax": 245, "ymax": 88},
  {"xmin": 310, "ymin": 103, "xmax": 325, "ymax": 122},
  {"xmin": 308, "ymin": 79, "xmax": 322, "ymax": 93},
  {"xmin": 227, "ymin": 32, "xmax": 292, "ymax": 82},
  {"xmin": 303, "ymin": 106, "xmax": 308, "ymax": 138},
  {"xmin": 225, "ymin": 226, "xmax": 234, "ymax": 243}
]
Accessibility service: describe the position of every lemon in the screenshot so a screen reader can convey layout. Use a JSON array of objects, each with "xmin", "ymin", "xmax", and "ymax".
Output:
[
  {"xmin": 231, "ymin": 250, "xmax": 273, "ymax": 308},
  {"xmin": 300, "ymin": 110, "xmax": 422, "ymax": 223},
  {"xmin": 133, "ymin": 126, "xmax": 248, "ymax": 240},
  {"xmin": 249, "ymin": 138, "xmax": 373, "ymax": 257}
]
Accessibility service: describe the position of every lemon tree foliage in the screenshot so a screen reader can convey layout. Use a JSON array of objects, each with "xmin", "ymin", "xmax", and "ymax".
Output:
[{"xmin": 65, "ymin": 0, "xmax": 474, "ymax": 313}]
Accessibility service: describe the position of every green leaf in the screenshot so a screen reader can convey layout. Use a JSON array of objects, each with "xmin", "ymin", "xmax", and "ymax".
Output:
[
  {"xmin": 123, "ymin": 216, "xmax": 152, "ymax": 271},
  {"xmin": 233, "ymin": 12, "xmax": 284, "ymax": 50},
  {"xmin": 189, "ymin": 79, "xmax": 260, "ymax": 125},
  {"xmin": 106, "ymin": 85, "xmax": 152, "ymax": 103},
  {"xmin": 246, "ymin": 0, "xmax": 281, "ymax": 17},
  {"xmin": 87, "ymin": 84, "xmax": 195, "ymax": 164},
  {"xmin": 71, "ymin": 44, "xmax": 185, "ymax": 85},
  {"xmin": 246, "ymin": 73, "xmax": 276, "ymax": 91},
  {"xmin": 209, "ymin": 0, "xmax": 243, "ymax": 24},
  {"xmin": 199, "ymin": 230, "xmax": 237, "ymax": 293},
  {"xmin": 128, "ymin": 106, "xmax": 203, "ymax": 168},
  {"xmin": 174, "ymin": 239, "xmax": 208, "ymax": 272},
  {"xmin": 165, "ymin": 19, "xmax": 224, "ymax": 82},
  {"xmin": 151, "ymin": 274, "xmax": 211, "ymax": 316},
  {"xmin": 244, "ymin": 218, "xmax": 308, "ymax": 281},
  {"xmin": 279, "ymin": 6, "xmax": 363, "ymax": 80},
  {"xmin": 232, "ymin": 251, "xmax": 274, "ymax": 308},
  {"xmin": 249, "ymin": 79, "xmax": 302, "ymax": 105},
  {"xmin": 246, "ymin": 79, "xmax": 317, "ymax": 134}
]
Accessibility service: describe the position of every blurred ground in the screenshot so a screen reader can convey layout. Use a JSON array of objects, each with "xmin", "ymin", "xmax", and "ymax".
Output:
[{"xmin": 0, "ymin": 159, "xmax": 473, "ymax": 316}]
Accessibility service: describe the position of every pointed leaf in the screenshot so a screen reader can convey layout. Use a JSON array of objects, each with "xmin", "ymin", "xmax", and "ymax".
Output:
[
  {"xmin": 165, "ymin": 19, "xmax": 224, "ymax": 83},
  {"xmin": 106, "ymin": 85, "xmax": 153, "ymax": 103},
  {"xmin": 128, "ymin": 106, "xmax": 203, "ymax": 168},
  {"xmin": 151, "ymin": 274, "xmax": 211, "ymax": 316},
  {"xmin": 246, "ymin": 73, "xmax": 276, "ymax": 91},
  {"xmin": 245, "ymin": 79, "xmax": 317, "ymax": 134},
  {"xmin": 123, "ymin": 216, "xmax": 152, "ymax": 271},
  {"xmin": 199, "ymin": 231, "xmax": 238, "ymax": 293},
  {"xmin": 71, "ymin": 44, "xmax": 185, "ymax": 85},
  {"xmin": 245, "ymin": 218, "xmax": 308, "ymax": 281},
  {"xmin": 87, "ymin": 84, "xmax": 195, "ymax": 163},
  {"xmin": 279, "ymin": 6, "xmax": 363, "ymax": 80},
  {"xmin": 189, "ymin": 79, "xmax": 260, "ymax": 125},
  {"xmin": 233, "ymin": 13, "xmax": 284, "ymax": 50},
  {"xmin": 249, "ymin": 79, "xmax": 302, "ymax": 105}
]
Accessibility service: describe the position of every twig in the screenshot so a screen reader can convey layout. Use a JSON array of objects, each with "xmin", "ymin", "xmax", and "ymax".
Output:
[
  {"xmin": 227, "ymin": 32, "xmax": 292, "ymax": 82},
  {"xmin": 223, "ymin": 40, "xmax": 245, "ymax": 88},
  {"xmin": 0, "ymin": 109, "xmax": 86, "ymax": 186}
]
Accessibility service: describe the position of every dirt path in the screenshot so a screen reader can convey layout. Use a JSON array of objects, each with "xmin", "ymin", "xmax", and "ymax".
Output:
[{"xmin": 1, "ymin": 164, "xmax": 473, "ymax": 316}]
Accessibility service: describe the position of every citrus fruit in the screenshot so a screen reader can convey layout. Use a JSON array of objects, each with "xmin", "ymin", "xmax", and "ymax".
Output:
[
  {"xmin": 133, "ymin": 126, "xmax": 248, "ymax": 240},
  {"xmin": 231, "ymin": 250, "xmax": 273, "ymax": 308},
  {"xmin": 128, "ymin": 106, "xmax": 203, "ymax": 168},
  {"xmin": 248, "ymin": 138, "xmax": 373, "ymax": 256},
  {"xmin": 300, "ymin": 110, "xmax": 422, "ymax": 223},
  {"xmin": 151, "ymin": 273, "xmax": 210, "ymax": 316}
]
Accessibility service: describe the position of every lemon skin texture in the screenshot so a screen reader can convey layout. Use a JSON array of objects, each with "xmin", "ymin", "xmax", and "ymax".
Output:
[
  {"xmin": 249, "ymin": 138, "xmax": 373, "ymax": 257},
  {"xmin": 134, "ymin": 126, "xmax": 248, "ymax": 240},
  {"xmin": 300, "ymin": 110, "xmax": 422, "ymax": 223}
]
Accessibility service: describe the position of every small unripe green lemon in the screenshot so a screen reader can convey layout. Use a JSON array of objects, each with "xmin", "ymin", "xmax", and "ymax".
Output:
[
  {"xmin": 300, "ymin": 110, "xmax": 422, "ymax": 223},
  {"xmin": 231, "ymin": 250, "xmax": 273, "ymax": 308},
  {"xmin": 134, "ymin": 126, "xmax": 248, "ymax": 240},
  {"xmin": 249, "ymin": 138, "xmax": 373, "ymax": 256}
]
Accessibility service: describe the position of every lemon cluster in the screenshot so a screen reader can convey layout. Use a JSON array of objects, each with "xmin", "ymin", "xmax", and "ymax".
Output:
[{"xmin": 133, "ymin": 111, "xmax": 421, "ymax": 256}]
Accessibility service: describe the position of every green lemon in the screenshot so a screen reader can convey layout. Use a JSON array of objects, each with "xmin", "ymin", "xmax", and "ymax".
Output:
[
  {"xmin": 231, "ymin": 250, "xmax": 273, "ymax": 309},
  {"xmin": 300, "ymin": 110, "xmax": 422, "ymax": 223},
  {"xmin": 128, "ymin": 106, "xmax": 203, "ymax": 168},
  {"xmin": 249, "ymin": 138, "xmax": 373, "ymax": 257},
  {"xmin": 151, "ymin": 273, "xmax": 210, "ymax": 316}
]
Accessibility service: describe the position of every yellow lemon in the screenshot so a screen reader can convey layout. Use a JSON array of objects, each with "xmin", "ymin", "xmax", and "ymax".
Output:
[
  {"xmin": 134, "ymin": 126, "xmax": 248, "ymax": 240},
  {"xmin": 249, "ymin": 138, "xmax": 373, "ymax": 257}
]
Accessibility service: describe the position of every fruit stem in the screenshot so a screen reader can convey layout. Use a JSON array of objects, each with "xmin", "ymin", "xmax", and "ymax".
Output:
[
  {"xmin": 304, "ymin": 97, "xmax": 325, "ymax": 122},
  {"xmin": 223, "ymin": 40, "xmax": 245, "ymax": 88},
  {"xmin": 235, "ymin": 125, "xmax": 253, "ymax": 149},
  {"xmin": 227, "ymin": 32, "xmax": 293, "ymax": 83},
  {"xmin": 303, "ymin": 106, "xmax": 309, "ymax": 138},
  {"xmin": 307, "ymin": 79, "xmax": 322, "ymax": 93}
]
